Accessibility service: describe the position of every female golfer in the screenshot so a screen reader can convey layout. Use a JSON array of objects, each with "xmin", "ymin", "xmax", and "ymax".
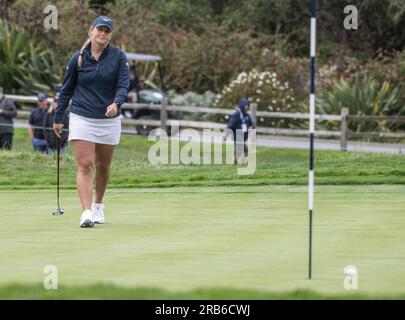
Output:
[{"xmin": 54, "ymin": 16, "xmax": 130, "ymax": 228}]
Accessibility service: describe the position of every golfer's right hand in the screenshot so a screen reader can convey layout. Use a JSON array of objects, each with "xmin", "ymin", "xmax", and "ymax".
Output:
[{"xmin": 53, "ymin": 123, "xmax": 64, "ymax": 138}]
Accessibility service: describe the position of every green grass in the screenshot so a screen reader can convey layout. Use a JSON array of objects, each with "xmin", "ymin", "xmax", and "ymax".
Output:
[
  {"xmin": 0, "ymin": 186, "xmax": 405, "ymax": 299},
  {"xmin": 1, "ymin": 129, "xmax": 405, "ymax": 189},
  {"xmin": 1, "ymin": 129, "xmax": 405, "ymax": 299},
  {"xmin": 2, "ymin": 284, "xmax": 405, "ymax": 300}
]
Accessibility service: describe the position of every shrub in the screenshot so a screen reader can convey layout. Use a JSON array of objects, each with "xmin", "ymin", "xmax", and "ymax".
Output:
[
  {"xmin": 107, "ymin": 1, "xmax": 285, "ymax": 94},
  {"xmin": 168, "ymin": 90, "xmax": 216, "ymax": 107},
  {"xmin": 213, "ymin": 69, "xmax": 303, "ymax": 127},
  {"xmin": 0, "ymin": 19, "xmax": 61, "ymax": 95},
  {"xmin": 318, "ymin": 75, "xmax": 401, "ymax": 132},
  {"xmin": 167, "ymin": 90, "xmax": 217, "ymax": 121},
  {"xmin": 5, "ymin": 0, "xmax": 96, "ymax": 68},
  {"xmin": 255, "ymin": 48, "xmax": 308, "ymax": 100},
  {"xmin": 364, "ymin": 49, "xmax": 405, "ymax": 113}
]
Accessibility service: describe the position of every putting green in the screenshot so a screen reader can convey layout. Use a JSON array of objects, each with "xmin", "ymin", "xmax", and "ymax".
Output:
[{"xmin": 1, "ymin": 185, "xmax": 404, "ymax": 297}]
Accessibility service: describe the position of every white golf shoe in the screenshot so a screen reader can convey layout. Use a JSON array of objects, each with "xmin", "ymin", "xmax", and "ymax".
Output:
[
  {"xmin": 92, "ymin": 203, "xmax": 105, "ymax": 224},
  {"xmin": 80, "ymin": 209, "xmax": 94, "ymax": 228}
]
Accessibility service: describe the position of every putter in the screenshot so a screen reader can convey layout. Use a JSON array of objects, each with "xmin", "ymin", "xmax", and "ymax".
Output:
[{"xmin": 52, "ymin": 135, "xmax": 64, "ymax": 215}]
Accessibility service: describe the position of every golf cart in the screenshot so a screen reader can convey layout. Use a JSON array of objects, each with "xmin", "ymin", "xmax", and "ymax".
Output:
[{"xmin": 122, "ymin": 52, "xmax": 171, "ymax": 136}]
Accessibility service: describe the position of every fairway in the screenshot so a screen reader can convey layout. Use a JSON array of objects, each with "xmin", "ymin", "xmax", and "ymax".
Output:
[{"xmin": 1, "ymin": 185, "xmax": 404, "ymax": 298}]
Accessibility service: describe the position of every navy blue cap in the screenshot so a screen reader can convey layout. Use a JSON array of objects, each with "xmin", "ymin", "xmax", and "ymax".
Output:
[
  {"xmin": 238, "ymin": 98, "xmax": 250, "ymax": 109},
  {"xmin": 37, "ymin": 92, "xmax": 47, "ymax": 101},
  {"xmin": 92, "ymin": 16, "xmax": 113, "ymax": 32}
]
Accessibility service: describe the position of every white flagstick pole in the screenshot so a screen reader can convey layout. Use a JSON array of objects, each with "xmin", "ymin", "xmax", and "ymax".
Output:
[{"xmin": 308, "ymin": 0, "xmax": 317, "ymax": 280}]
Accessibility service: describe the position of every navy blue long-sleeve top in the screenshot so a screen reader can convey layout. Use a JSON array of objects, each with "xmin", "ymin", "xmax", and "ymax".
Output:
[
  {"xmin": 227, "ymin": 107, "xmax": 255, "ymax": 141},
  {"xmin": 54, "ymin": 44, "xmax": 130, "ymax": 123}
]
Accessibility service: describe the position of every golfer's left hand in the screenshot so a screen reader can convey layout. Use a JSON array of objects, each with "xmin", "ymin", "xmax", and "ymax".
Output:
[
  {"xmin": 105, "ymin": 103, "xmax": 118, "ymax": 117},
  {"xmin": 53, "ymin": 123, "xmax": 64, "ymax": 138}
]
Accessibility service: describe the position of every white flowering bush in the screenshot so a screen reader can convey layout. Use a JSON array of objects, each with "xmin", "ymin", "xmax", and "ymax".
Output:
[
  {"xmin": 213, "ymin": 69, "xmax": 302, "ymax": 127},
  {"xmin": 168, "ymin": 90, "xmax": 216, "ymax": 107}
]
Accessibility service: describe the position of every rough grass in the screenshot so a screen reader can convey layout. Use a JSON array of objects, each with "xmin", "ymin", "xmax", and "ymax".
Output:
[
  {"xmin": 1, "ymin": 284, "xmax": 404, "ymax": 300},
  {"xmin": 1, "ymin": 129, "xmax": 405, "ymax": 189}
]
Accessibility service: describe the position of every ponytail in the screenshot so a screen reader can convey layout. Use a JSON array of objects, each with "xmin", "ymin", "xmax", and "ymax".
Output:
[{"xmin": 78, "ymin": 38, "xmax": 91, "ymax": 69}]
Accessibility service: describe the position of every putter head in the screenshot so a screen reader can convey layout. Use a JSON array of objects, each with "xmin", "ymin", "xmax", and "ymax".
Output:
[{"xmin": 52, "ymin": 208, "xmax": 64, "ymax": 216}]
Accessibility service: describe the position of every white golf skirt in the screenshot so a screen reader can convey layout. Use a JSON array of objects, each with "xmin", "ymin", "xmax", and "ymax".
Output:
[{"xmin": 68, "ymin": 112, "xmax": 121, "ymax": 145}]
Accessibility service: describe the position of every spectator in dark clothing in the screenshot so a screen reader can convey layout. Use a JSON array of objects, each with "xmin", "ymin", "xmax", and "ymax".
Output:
[
  {"xmin": 0, "ymin": 86, "xmax": 18, "ymax": 150},
  {"xmin": 28, "ymin": 92, "xmax": 48, "ymax": 153},
  {"xmin": 43, "ymin": 92, "xmax": 69, "ymax": 155},
  {"xmin": 128, "ymin": 64, "xmax": 142, "ymax": 103},
  {"xmin": 225, "ymin": 98, "xmax": 256, "ymax": 163}
]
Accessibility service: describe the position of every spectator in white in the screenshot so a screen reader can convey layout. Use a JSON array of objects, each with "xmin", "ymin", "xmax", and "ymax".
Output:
[
  {"xmin": 28, "ymin": 92, "xmax": 48, "ymax": 153},
  {"xmin": 0, "ymin": 86, "xmax": 18, "ymax": 150}
]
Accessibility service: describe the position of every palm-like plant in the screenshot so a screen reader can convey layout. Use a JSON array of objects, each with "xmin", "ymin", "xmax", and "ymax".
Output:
[
  {"xmin": 0, "ymin": 19, "xmax": 61, "ymax": 95},
  {"xmin": 318, "ymin": 75, "xmax": 400, "ymax": 132}
]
